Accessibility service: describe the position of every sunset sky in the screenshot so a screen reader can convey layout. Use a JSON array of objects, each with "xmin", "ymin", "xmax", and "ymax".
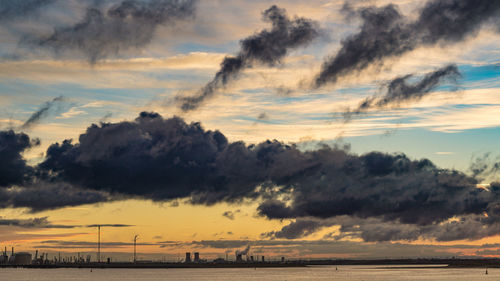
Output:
[{"xmin": 1, "ymin": 0, "xmax": 500, "ymax": 262}]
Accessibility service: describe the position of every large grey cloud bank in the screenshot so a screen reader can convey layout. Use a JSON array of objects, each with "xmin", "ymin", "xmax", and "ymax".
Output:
[
  {"xmin": 0, "ymin": 112, "xmax": 494, "ymax": 242},
  {"xmin": 38, "ymin": 112, "xmax": 263, "ymax": 204}
]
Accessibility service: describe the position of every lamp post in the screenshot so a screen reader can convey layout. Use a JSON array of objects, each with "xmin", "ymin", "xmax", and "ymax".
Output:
[
  {"xmin": 133, "ymin": 235, "xmax": 139, "ymax": 263},
  {"xmin": 98, "ymin": 225, "xmax": 101, "ymax": 263}
]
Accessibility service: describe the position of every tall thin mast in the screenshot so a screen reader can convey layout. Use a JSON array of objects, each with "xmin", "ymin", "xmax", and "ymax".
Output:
[
  {"xmin": 97, "ymin": 225, "xmax": 101, "ymax": 263},
  {"xmin": 133, "ymin": 235, "xmax": 139, "ymax": 263}
]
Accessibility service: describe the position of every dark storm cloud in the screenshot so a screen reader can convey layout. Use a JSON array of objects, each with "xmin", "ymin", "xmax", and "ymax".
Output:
[
  {"xmin": 344, "ymin": 64, "xmax": 461, "ymax": 120},
  {"xmin": 268, "ymin": 214, "xmax": 500, "ymax": 242},
  {"xmin": 38, "ymin": 240, "xmax": 153, "ymax": 249},
  {"xmin": 38, "ymin": 112, "xmax": 344, "ymax": 206},
  {"xmin": 0, "ymin": 127, "xmax": 111, "ymax": 212},
  {"xmin": 261, "ymin": 218, "xmax": 330, "ymax": 239},
  {"xmin": 2, "ymin": 112, "xmax": 499, "ymax": 241},
  {"xmin": 0, "ymin": 0, "xmax": 55, "ymax": 22},
  {"xmin": 0, "ymin": 216, "xmax": 75, "ymax": 228},
  {"xmin": 39, "ymin": 112, "xmax": 265, "ymax": 204},
  {"xmin": 86, "ymin": 224, "xmax": 133, "ymax": 228},
  {"xmin": 21, "ymin": 96, "xmax": 65, "ymax": 130},
  {"xmin": 315, "ymin": 0, "xmax": 500, "ymax": 87},
  {"xmin": 0, "ymin": 130, "xmax": 38, "ymax": 187},
  {"xmin": 35, "ymin": 112, "xmax": 500, "ymax": 242},
  {"xmin": 0, "ymin": 216, "xmax": 132, "ymax": 229},
  {"xmin": 25, "ymin": 0, "xmax": 197, "ymax": 63},
  {"xmin": 177, "ymin": 5, "xmax": 319, "ymax": 111},
  {"xmin": 0, "ymin": 182, "xmax": 111, "ymax": 212},
  {"xmin": 255, "ymin": 149, "xmax": 494, "ymax": 227},
  {"xmin": 336, "ymin": 215, "xmax": 500, "ymax": 242}
]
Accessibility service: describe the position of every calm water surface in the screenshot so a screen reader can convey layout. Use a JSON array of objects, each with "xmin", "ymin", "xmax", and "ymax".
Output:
[{"xmin": 0, "ymin": 265, "xmax": 497, "ymax": 280}]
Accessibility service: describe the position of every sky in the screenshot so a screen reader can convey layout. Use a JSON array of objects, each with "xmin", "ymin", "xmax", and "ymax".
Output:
[{"xmin": 1, "ymin": 0, "xmax": 500, "ymax": 262}]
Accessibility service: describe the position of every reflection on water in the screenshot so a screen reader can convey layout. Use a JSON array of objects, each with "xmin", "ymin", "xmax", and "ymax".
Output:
[{"xmin": 0, "ymin": 265, "xmax": 496, "ymax": 280}]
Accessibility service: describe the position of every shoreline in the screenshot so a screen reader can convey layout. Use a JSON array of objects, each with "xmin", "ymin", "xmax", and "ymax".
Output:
[
  {"xmin": 2, "ymin": 258, "xmax": 500, "ymax": 269},
  {"xmin": 0, "ymin": 262, "xmax": 306, "ymax": 269}
]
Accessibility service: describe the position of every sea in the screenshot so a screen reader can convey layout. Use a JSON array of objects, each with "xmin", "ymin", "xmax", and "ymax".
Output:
[{"xmin": 0, "ymin": 265, "xmax": 497, "ymax": 280}]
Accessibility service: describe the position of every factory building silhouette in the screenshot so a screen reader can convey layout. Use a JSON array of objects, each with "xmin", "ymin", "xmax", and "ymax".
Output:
[
  {"xmin": 0, "ymin": 238, "xmax": 282, "ymax": 267},
  {"xmin": 0, "ymin": 247, "xmax": 32, "ymax": 265},
  {"xmin": 0, "ymin": 223, "xmax": 277, "ymax": 266}
]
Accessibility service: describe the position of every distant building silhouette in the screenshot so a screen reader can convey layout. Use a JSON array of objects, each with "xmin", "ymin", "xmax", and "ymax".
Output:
[
  {"xmin": 0, "ymin": 247, "xmax": 7, "ymax": 264},
  {"xmin": 194, "ymin": 252, "xmax": 200, "ymax": 262},
  {"xmin": 8, "ymin": 248, "xmax": 32, "ymax": 265}
]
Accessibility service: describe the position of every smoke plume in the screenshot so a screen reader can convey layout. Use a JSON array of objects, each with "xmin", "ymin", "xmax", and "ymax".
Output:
[
  {"xmin": 21, "ymin": 96, "xmax": 65, "ymax": 130},
  {"xmin": 25, "ymin": 0, "xmax": 197, "ymax": 63},
  {"xmin": 344, "ymin": 64, "xmax": 461, "ymax": 120},
  {"xmin": 315, "ymin": 0, "xmax": 500, "ymax": 87},
  {"xmin": 177, "ymin": 5, "xmax": 319, "ymax": 111},
  {"xmin": 235, "ymin": 245, "xmax": 250, "ymax": 256}
]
